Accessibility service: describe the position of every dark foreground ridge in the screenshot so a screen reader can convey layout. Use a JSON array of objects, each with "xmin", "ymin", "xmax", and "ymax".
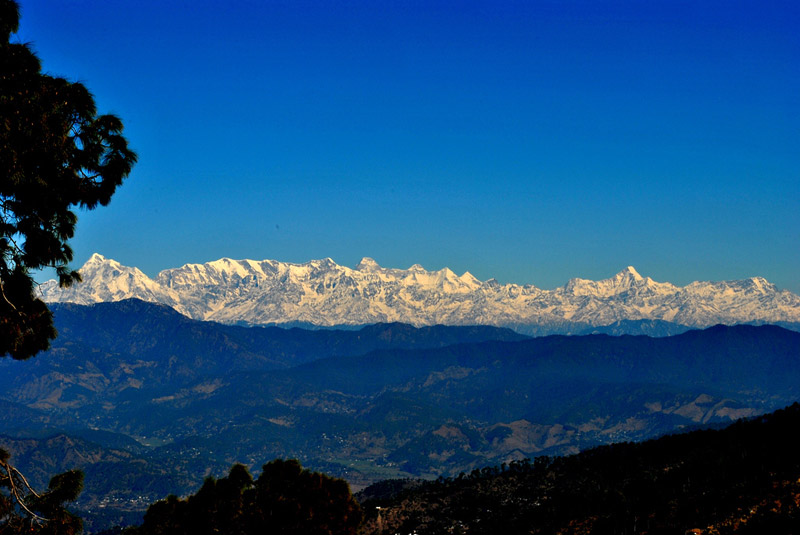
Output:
[{"xmin": 357, "ymin": 403, "xmax": 800, "ymax": 534}]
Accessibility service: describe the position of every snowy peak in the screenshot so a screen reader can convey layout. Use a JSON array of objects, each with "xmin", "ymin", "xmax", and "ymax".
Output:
[
  {"xmin": 356, "ymin": 257, "xmax": 381, "ymax": 272},
  {"xmin": 614, "ymin": 266, "xmax": 643, "ymax": 282},
  {"xmin": 40, "ymin": 254, "xmax": 800, "ymax": 331},
  {"xmin": 86, "ymin": 252, "xmax": 108, "ymax": 264},
  {"xmin": 42, "ymin": 254, "xmax": 181, "ymax": 310},
  {"xmin": 743, "ymin": 276, "xmax": 776, "ymax": 294},
  {"xmin": 310, "ymin": 257, "xmax": 337, "ymax": 269},
  {"xmin": 82, "ymin": 253, "xmax": 128, "ymax": 275},
  {"xmin": 206, "ymin": 257, "xmax": 251, "ymax": 275},
  {"xmin": 564, "ymin": 266, "xmax": 668, "ymax": 297},
  {"xmin": 78, "ymin": 254, "xmax": 146, "ymax": 286},
  {"xmin": 458, "ymin": 271, "xmax": 482, "ymax": 290}
]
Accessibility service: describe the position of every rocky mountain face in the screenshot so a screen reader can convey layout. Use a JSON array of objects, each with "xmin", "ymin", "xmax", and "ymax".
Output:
[{"xmin": 39, "ymin": 254, "xmax": 800, "ymax": 334}]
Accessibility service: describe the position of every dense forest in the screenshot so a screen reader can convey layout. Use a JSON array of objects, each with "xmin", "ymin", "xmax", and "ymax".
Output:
[
  {"xmin": 125, "ymin": 459, "xmax": 362, "ymax": 535},
  {"xmin": 59, "ymin": 401, "xmax": 800, "ymax": 534},
  {"xmin": 9, "ymin": 401, "xmax": 795, "ymax": 534},
  {"xmin": 356, "ymin": 403, "xmax": 800, "ymax": 534}
]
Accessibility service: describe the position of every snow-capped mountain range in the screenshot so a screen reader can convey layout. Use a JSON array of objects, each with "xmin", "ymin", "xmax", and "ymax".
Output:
[{"xmin": 39, "ymin": 254, "xmax": 800, "ymax": 334}]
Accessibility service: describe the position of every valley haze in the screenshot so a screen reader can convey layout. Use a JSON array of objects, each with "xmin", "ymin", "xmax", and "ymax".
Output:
[{"xmin": 40, "ymin": 253, "xmax": 800, "ymax": 335}]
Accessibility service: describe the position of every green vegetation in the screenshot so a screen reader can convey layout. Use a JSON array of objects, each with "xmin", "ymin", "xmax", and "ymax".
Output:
[{"xmin": 0, "ymin": 0, "xmax": 136, "ymax": 360}]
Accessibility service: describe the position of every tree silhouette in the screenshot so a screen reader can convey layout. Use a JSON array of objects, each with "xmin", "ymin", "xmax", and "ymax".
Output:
[
  {"xmin": 1, "ymin": 0, "xmax": 136, "ymax": 359},
  {"xmin": 1, "ymin": 448, "xmax": 84, "ymax": 534},
  {"xmin": 132, "ymin": 459, "xmax": 362, "ymax": 535}
]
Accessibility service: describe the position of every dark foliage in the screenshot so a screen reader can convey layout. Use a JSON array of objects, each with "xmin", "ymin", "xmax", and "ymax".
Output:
[
  {"xmin": 130, "ymin": 459, "xmax": 362, "ymax": 535},
  {"xmin": 360, "ymin": 403, "xmax": 800, "ymax": 534},
  {"xmin": 0, "ymin": 0, "xmax": 136, "ymax": 359},
  {"xmin": 1, "ymin": 448, "xmax": 83, "ymax": 534}
]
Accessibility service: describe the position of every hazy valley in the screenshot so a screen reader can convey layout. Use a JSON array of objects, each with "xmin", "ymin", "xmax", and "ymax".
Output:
[{"xmin": 2, "ymin": 297, "xmax": 800, "ymax": 531}]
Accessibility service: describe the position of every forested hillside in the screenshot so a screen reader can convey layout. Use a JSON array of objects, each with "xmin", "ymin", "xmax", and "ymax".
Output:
[
  {"xmin": 2, "ymin": 302, "xmax": 799, "ymax": 532},
  {"xmin": 358, "ymin": 403, "xmax": 800, "ymax": 534}
]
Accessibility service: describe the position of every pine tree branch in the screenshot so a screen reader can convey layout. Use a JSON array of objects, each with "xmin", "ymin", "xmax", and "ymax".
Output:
[{"xmin": 0, "ymin": 459, "xmax": 49, "ymax": 524}]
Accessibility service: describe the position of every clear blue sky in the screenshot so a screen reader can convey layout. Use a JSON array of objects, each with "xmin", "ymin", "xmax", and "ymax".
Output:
[{"xmin": 15, "ymin": 1, "xmax": 800, "ymax": 291}]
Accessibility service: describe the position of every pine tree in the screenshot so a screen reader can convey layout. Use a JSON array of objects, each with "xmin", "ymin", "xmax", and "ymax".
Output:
[
  {"xmin": 1, "ymin": 0, "xmax": 136, "ymax": 359},
  {"xmin": 1, "ymin": 448, "xmax": 84, "ymax": 534},
  {"xmin": 132, "ymin": 460, "xmax": 363, "ymax": 535}
]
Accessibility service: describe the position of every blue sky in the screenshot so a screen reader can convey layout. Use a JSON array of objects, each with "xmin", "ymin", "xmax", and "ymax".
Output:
[{"xmin": 15, "ymin": 1, "xmax": 799, "ymax": 291}]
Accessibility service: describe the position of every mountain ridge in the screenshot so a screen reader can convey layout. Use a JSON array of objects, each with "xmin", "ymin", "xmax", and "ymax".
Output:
[
  {"xmin": 356, "ymin": 402, "xmax": 800, "ymax": 535},
  {"xmin": 39, "ymin": 254, "xmax": 800, "ymax": 333},
  {"xmin": 3, "ymin": 306, "xmax": 799, "ymax": 532}
]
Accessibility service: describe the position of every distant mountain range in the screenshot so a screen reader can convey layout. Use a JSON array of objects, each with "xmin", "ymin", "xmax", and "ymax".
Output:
[{"xmin": 39, "ymin": 254, "xmax": 800, "ymax": 335}]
